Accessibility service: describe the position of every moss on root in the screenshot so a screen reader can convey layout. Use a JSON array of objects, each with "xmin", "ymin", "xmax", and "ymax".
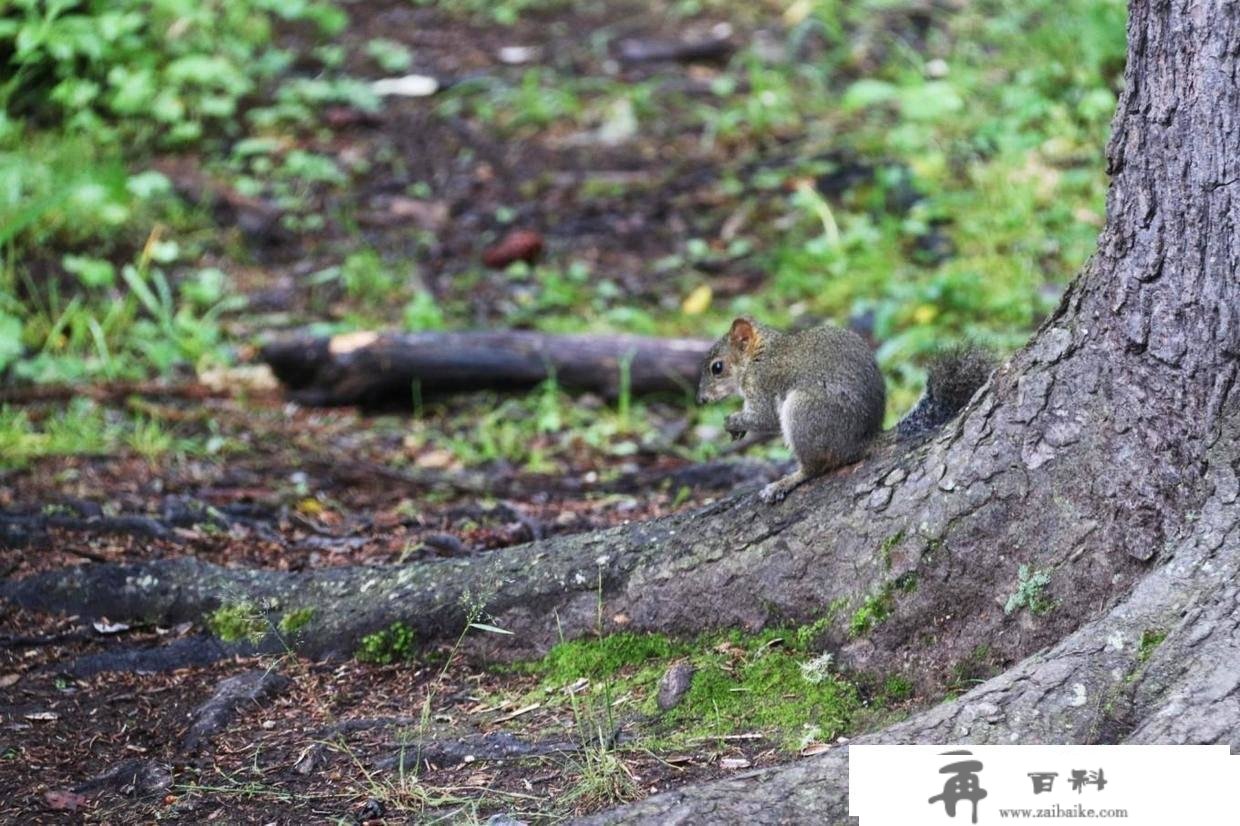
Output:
[
  {"xmin": 207, "ymin": 601, "xmax": 266, "ymax": 643},
  {"xmin": 525, "ymin": 613, "xmax": 915, "ymax": 752}
]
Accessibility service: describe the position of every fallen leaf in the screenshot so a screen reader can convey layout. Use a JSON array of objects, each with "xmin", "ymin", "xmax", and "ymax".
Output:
[
  {"xmin": 681, "ymin": 284, "xmax": 713, "ymax": 315},
  {"xmin": 482, "ymin": 229, "xmax": 544, "ymax": 269},
  {"xmin": 800, "ymin": 742, "xmax": 832, "ymax": 756},
  {"xmin": 720, "ymin": 757, "xmax": 751, "ymax": 770},
  {"xmin": 0, "ymin": 673, "xmax": 19, "ymax": 688},
  {"xmin": 415, "ymin": 449, "xmax": 459, "ymax": 470},
  {"xmin": 296, "ymin": 498, "xmax": 325, "ymax": 517},
  {"xmin": 44, "ymin": 790, "xmax": 88, "ymax": 812}
]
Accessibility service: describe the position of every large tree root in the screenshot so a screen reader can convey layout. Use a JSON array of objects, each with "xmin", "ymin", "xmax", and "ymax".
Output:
[{"xmin": 581, "ymin": 444, "xmax": 1240, "ymax": 823}]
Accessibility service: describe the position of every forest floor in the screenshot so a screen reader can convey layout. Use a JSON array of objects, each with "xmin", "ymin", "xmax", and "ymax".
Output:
[{"xmin": 0, "ymin": 0, "xmax": 1121, "ymax": 821}]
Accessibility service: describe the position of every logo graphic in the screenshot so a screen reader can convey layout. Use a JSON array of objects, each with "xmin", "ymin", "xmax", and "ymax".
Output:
[
  {"xmin": 1027, "ymin": 772, "xmax": 1059, "ymax": 794},
  {"xmin": 1069, "ymin": 768, "xmax": 1107, "ymax": 793},
  {"xmin": 928, "ymin": 750, "xmax": 988, "ymax": 823}
]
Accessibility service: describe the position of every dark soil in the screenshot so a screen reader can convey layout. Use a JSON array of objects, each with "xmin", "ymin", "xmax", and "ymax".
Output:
[{"xmin": 0, "ymin": 2, "xmax": 854, "ymax": 821}]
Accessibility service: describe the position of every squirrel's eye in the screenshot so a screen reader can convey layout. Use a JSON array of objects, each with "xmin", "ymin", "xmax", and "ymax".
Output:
[{"xmin": 711, "ymin": 360, "xmax": 724, "ymax": 376}]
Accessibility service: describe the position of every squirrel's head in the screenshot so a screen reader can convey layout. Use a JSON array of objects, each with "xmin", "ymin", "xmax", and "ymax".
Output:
[{"xmin": 696, "ymin": 317, "xmax": 761, "ymax": 405}]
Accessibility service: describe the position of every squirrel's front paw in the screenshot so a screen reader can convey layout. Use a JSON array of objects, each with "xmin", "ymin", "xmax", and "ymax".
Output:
[{"xmin": 725, "ymin": 414, "xmax": 747, "ymax": 442}]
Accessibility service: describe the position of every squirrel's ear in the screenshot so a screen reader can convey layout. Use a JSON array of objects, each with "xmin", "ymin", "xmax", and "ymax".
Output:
[{"xmin": 729, "ymin": 317, "xmax": 756, "ymax": 352}]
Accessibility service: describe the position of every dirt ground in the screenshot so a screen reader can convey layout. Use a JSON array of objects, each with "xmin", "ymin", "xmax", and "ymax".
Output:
[{"xmin": 0, "ymin": 2, "xmax": 867, "ymax": 822}]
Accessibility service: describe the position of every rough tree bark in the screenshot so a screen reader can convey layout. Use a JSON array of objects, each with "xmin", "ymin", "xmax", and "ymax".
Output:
[
  {"xmin": 259, "ymin": 329, "xmax": 711, "ymax": 405},
  {"xmin": 4, "ymin": 0, "xmax": 1238, "ymax": 821}
]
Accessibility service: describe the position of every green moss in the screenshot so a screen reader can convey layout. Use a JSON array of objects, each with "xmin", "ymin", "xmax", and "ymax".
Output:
[
  {"xmin": 278, "ymin": 607, "xmax": 315, "ymax": 636},
  {"xmin": 356, "ymin": 621, "xmax": 416, "ymax": 664},
  {"xmin": 946, "ymin": 645, "xmax": 998, "ymax": 696},
  {"xmin": 880, "ymin": 675, "xmax": 914, "ymax": 703},
  {"xmin": 541, "ymin": 632, "xmax": 680, "ymax": 683},
  {"xmin": 664, "ymin": 646, "xmax": 861, "ymax": 747},
  {"xmin": 1137, "ymin": 628, "xmax": 1167, "ymax": 663},
  {"xmin": 526, "ymin": 616, "xmax": 881, "ymax": 751},
  {"xmin": 849, "ymin": 574, "xmax": 917, "ymax": 637},
  {"xmin": 208, "ymin": 602, "xmax": 266, "ymax": 643},
  {"xmin": 879, "ymin": 530, "xmax": 905, "ymax": 569}
]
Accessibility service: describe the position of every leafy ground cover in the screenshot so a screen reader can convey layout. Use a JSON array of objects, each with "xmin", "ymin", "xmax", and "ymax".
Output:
[{"xmin": 0, "ymin": 0, "xmax": 1124, "ymax": 820}]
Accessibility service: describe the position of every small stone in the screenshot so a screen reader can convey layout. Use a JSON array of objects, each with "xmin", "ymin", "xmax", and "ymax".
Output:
[
  {"xmin": 497, "ymin": 46, "xmax": 540, "ymax": 65},
  {"xmin": 371, "ymin": 74, "xmax": 438, "ymax": 97},
  {"xmin": 421, "ymin": 533, "xmax": 465, "ymax": 555},
  {"xmin": 656, "ymin": 661, "xmax": 695, "ymax": 711}
]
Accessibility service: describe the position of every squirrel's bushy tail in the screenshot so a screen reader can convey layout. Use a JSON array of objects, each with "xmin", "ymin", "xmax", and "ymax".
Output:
[{"xmin": 895, "ymin": 344, "xmax": 995, "ymax": 440}]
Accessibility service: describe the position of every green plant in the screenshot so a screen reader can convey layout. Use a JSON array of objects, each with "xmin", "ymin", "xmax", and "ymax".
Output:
[
  {"xmin": 0, "ymin": 0, "xmax": 347, "ymax": 148},
  {"xmin": 208, "ymin": 601, "xmax": 267, "ymax": 643},
  {"xmin": 365, "ymin": 38, "xmax": 411, "ymax": 73},
  {"xmin": 278, "ymin": 607, "xmax": 315, "ymax": 636},
  {"xmin": 1004, "ymin": 565, "xmax": 1055, "ymax": 616},
  {"xmin": 356, "ymin": 621, "xmax": 417, "ymax": 664},
  {"xmin": 1137, "ymin": 628, "xmax": 1167, "ymax": 663},
  {"xmin": 849, "ymin": 574, "xmax": 916, "ymax": 637}
]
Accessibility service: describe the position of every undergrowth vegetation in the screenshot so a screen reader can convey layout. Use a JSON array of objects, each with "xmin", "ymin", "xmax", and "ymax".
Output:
[
  {"xmin": 0, "ymin": 0, "xmax": 1124, "ymax": 469},
  {"xmin": 522, "ymin": 613, "xmax": 914, "ymax": 755},
  {"xmin": 0, "ymin": 1, "xmax": 1131, "ymax": 819}
]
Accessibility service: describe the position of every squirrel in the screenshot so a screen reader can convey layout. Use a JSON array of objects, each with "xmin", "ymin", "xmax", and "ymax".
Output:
[{"xmin": 696, "ymin": 317, "xmax": 993, "ymax": 504}]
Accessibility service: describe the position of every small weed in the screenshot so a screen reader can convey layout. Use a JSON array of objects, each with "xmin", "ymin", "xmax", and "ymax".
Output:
[
  {"xmin": 849, "ymin": 574, "xmax": 916, "ymax": 637},
  {"xmin": 208, "ymin": 601, "xmax": 267, "ymax": 644},
  {"xmin": 880, "ymin": 675, "xmax": 914, "ymax": 703},
  {"xmin": 946, "ymin": 645, "xmax": 998, "ymax": 696},
  {"xmin": 1137, "ymin": 628, "xmax": 1167, "ymax": 663},
  {"xmin": 356, "ymin": 621, "xmax": 417, "ymax": 665},
  {"xmin": 879, "ymin": 530, "xmax": 905, "ymax": 569},
  {"xmin": 1004, "ymin": 565, "xmax": 1055, "ymax": 616},
  {"xmin": 560, "ymin": 734, "xmax": 638, "ymax": 813}
]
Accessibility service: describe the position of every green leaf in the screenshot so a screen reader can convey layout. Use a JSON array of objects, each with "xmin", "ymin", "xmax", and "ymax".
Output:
[
  {"xmin": 468, "ymin": 622, "xmax": 514, "ymax": 635},
  {"xmin": 841, "ymin": 79, "xmax": 898, "ymax": 111},
  {"xmin": 0, "ymin": 313, "xmax": 23, "ymax": 373},
  {"xmin": 62, "ymin": 254, "xmax": 116, "ymax": 288},
  {"xmin": 899, "ymin": 82, "xmax": 964, "ymax": 122}
]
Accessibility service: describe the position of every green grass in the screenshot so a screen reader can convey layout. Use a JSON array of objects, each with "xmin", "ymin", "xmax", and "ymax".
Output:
[
  {"xmin": 0, "ymin": 398, "xmax": 216, "ymax": 470},
  {"xmin": 426, "ymin": 0, "xmax": 1125, "ymax": 419},
  {"xmin": 0, "ymin": 0, "xmax": 1128, "ymax": 465}
]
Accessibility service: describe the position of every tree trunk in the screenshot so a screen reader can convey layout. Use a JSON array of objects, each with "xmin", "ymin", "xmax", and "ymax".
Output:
[{"xmin": 4, "ymin": 0, "xmax": 1239, "ymax": 821}]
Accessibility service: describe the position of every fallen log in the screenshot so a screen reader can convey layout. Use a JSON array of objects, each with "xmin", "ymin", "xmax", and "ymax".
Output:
[{"xmin": 259, "ymin": 330, "xmax": 712, "ymax": 406}]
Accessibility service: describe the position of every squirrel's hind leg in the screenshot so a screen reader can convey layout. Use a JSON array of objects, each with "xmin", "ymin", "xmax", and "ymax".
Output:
[
  {"xmin": 759, "ymin": 468, "xmax": 808, "ymax": 504},
  {"xmin": 759, "ymin": 390, "xmax": 869, "ymax": 504}
]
